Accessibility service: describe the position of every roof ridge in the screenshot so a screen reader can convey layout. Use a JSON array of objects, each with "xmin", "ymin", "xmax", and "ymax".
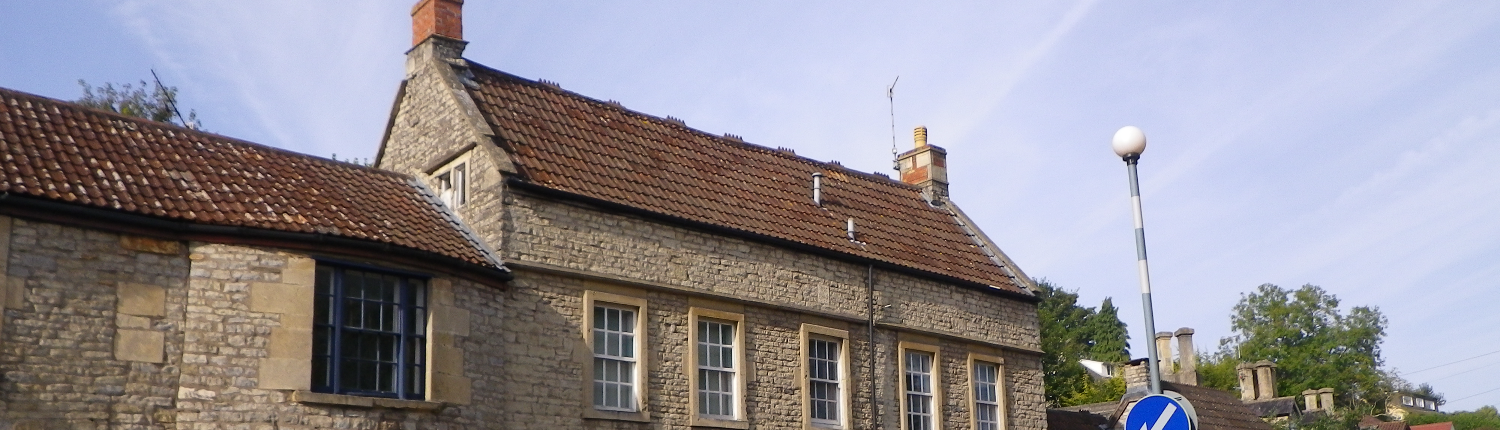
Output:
[
  {"xmin": 0, "ymin": 86, "xmax": 412, "ymax": 182},
  {"xmin": 460, "ymin": 60, "xmax": 923, "ymax": 192}
]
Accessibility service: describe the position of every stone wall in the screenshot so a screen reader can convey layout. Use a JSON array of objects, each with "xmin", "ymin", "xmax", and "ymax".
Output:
[
  {"xmin": 494, "ymin": 191, "xmax": 1046, "ymax": 430},
  {"xmin": 0, "ymin": 217, "xmax": 510, "ymax": 429}
]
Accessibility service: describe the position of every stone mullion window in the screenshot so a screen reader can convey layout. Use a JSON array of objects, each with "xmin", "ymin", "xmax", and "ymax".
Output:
[
  {"xmin": 311, "ymin": 263, "xmax": 428, "ymax": 400},
  {"xmin": 967, "ymin": 353, "xmax": 1005, "ymax": 430},
  {"xmin": 687, "ymin": 307, "xmax": 747, "ymax": 428},
  {"xmin": 581, "ymin": 290, "xmax": 650, "ymax": 422},
  {"xmin": 899, "ymin": 341, "xmax": 942, "ymax": 430},
  {"xmin": 697, "ymin": 319, "xmax": 736, "ymax": 419},
  {"xmin": 592, "ymin": 304, "xmax": 638, "ymax": 411},
  {"xmin": 808, "ymin": 338, "xmax": 840, "ymax": 425},
  {"xmin": 801, "ymin": 324, "xmax": 851, "ymax": 430}
]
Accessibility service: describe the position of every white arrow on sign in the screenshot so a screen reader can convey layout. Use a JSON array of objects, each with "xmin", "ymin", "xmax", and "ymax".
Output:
[{"xmin": 1139, "ymin": 403, "xmax": 1179, "ymax": 430}]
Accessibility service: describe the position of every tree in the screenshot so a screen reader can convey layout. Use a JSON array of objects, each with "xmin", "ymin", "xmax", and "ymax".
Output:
[
  {"xmin": 1037, "ymin": 278, "xmax": 1130, "ymax": 407},
  {"xmin": 1218, "ymin": 284, "xmax": 1389, "ymax": 408},
  {"xmin": 1407, "ymin": 406, "xmax": 1500, "ymax": 430},
  {"xmin": 76, "ymin": 79, "xmax": 199, "ymax": 128}
]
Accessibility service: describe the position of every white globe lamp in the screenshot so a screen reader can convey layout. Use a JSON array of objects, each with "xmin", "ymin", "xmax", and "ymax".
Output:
[{"xmin": 1112, "ymin": 126, "xmax": 1147, "ymax": 159}]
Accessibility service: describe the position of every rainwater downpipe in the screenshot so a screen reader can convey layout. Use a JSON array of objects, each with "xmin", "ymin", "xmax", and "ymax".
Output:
[{"xmin": 866, "ymin": 263, "xmax": 880, "ymax": 429}]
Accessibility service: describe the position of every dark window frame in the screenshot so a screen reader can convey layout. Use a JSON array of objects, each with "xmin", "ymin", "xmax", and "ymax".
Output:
[{"xmin": 311, "ymin": 261, "xmax": 428, "ymax": 400}]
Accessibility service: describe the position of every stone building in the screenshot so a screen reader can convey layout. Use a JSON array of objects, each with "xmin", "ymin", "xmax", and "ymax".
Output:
[
  {"xmin": 374, "ymin": 0, "xmax": 1046, "ymax": 429},
  {"xmin": 0, "ymin": 0, "xmax": 1046, "ymax": 427},
  {"xmin": 0, "ymin": 85, "xmax": 512, "ymax": 428}
]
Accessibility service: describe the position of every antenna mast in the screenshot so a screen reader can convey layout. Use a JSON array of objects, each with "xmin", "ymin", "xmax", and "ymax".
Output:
[
  {"xmin": 887, "ymin": 76, "xmax": 900, "ymax": 171},
  {"xmin": 151, "ymin": 69, "xmax": 193, "ymax": 129}
]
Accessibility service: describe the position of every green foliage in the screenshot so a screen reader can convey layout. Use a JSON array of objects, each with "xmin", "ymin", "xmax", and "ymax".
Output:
[
  {"xmin": 1036, "ymin": 278, "xmax": 1130, "ymax": 407},
  {"xmin": 1062, "ymin": 375, "xmax": 1127, "ymax": 406},
  {"xmin": 1406, "ymin": 406, "xmax": 1500, "ymax": 430},
  {"xmin": 1219, "ymin": 284, "xmax": 1389, "ymax": 407},
  {"xmin": 1197, "ymin": 351, "xmax": 1242, "ymax": 392},
  {"xmin": 76, "ymin": 79, "xmax": 199, "ymax": 128}
]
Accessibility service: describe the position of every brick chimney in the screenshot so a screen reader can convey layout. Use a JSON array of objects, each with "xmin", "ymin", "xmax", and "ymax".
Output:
[
  {"xmin": 412, "ymin": 0, "xmax": 463, "ymax": 47},
  {"xmin": 896, "ymin": 126, "xmax": 948, "ymax": 201}
]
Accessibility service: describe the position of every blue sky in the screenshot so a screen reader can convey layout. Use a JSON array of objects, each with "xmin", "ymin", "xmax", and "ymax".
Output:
[{"xmin": 3, "ymin": 0, "xmax": 1498, "ymax": 411}]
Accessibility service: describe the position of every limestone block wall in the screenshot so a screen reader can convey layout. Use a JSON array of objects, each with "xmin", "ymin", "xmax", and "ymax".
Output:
[
  {"xmin": 0, "ymin": 216, "xmax": 509, "ymax": 429},
  {"xmin": 0, "ymin": 217, "xmax": 188, "ymax": 429},
  {"xmin": 494, "ymin": 193, "xmax": 1046, "ymax": 430}
]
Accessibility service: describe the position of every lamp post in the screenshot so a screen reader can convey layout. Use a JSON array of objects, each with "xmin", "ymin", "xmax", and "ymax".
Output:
[{"xmin": 1112, "ymin": 125, "xmax": 1163, "ymax": 395}]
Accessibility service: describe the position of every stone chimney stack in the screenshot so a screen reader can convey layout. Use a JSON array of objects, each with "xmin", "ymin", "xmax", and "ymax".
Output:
[
  {"xmin": 1302, "ymin": 389, "xmax": 1320, "ymax": 411},
  {"xmin": 412, "ymin": 0, "xmax": 464, "ymax": 47},
  {"xmin": 1174, "ymin": 328, "xmax": 1198, "ymax": 385},
  {"xmin": 1155, "ymin": 332, "xmax": 1174, "ymax": 375},
  {"xmin": 1254, "ymin": 360, "xmax": 1278, "ymax": 400},
  {"xmin": 1237, "ymin": 363, "xmax": 1257, "ymax": 401},
  {"xmin": 1318, "ymin": 388, "xmax": 1334, "ymax": 410},
  {"xmin": 896, "ymin": 126, "xmax": 949, "ymax": 201}
]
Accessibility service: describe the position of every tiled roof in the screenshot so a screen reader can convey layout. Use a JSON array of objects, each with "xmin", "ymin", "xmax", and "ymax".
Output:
[
  {"xmin": 1245, "ymin": 396, "xmax": 1301, "ymax": 418},
  {"xmin": 0, "ymin": 87, "xmax": 501, "ymax": 271},
  {"xmin": 463, "ymin": 63, "xmax": 1025, "ymax": 294},
  {"xmin": 1362, "ymin": 416, "xmax": 1411, "ymax": 430},
  {"xmin": 1160, "ymin": 382, "xmax": 1275, "ymax": 430}
]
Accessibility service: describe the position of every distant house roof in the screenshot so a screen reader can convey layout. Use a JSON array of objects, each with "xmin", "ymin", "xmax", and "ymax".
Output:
[
  {"xmin": 1244, "ymin": 396, "xmax": 1301, "ymax": 418},
  {"xmin": 1362, "ymin": 416, "xmax": 1412, "ymax": 430},
  {"xmin": 0, "ymin": 87, "xmax": 506, "ymax": 279},
  {"xmin": 461, "ymin": 63, "xmax": 1027, "ymax": 295}
]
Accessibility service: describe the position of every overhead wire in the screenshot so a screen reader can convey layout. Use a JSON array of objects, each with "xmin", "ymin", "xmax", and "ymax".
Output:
[{"xmin": 1403, "ymin": 348, "xmax": 1500, "ymax": 375}]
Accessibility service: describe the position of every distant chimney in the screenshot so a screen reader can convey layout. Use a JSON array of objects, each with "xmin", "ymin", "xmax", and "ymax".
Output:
[
  {"xmin": 1174, "ymin": 328, "xmax": 1198, "ymax": 385},
  {"xmin": 812, "ymin": 172, "xmax": 823, "ymax": 206},
  {"xmin": 1237, "ymin": 363, "xmax": 1257, "ymax": 401},
  {"xmin": 896, "ymin": 126, "xmax": 948, "ymax": 201},
  {"xmin": 1254, "ymin": 360, "xmax": 1278, "ymax": 400},
  {"xmin": 1303, "ymin": 389, "xmax": 1320, "ymax": 411},
  {"xmin": 1155, "ymin": 332, "xmax": 1173, "ymax": 375},
  {"xmin": 412, "ymin": 0, "xmax": 464, "ymax": 47},
  {"xmin": 1318, "ymin": 388, "xmax": 1334, "ymax": 410}
]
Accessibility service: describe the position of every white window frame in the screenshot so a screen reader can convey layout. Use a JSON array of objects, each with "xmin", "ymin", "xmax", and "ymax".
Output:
[
  {"xmin": 687, "ymin": 307, "xmax": 747, "ymax": 428},
  {"xmin": 433, "ymin": 154, "xmax": 470, "ymax": 208},
  {"xmin": 899, "ymin": 341, "xmax": 943, "ymax": 430},
  {"xmin": 581, "ymin": 291, "xmax": 649, "ymax": 422},
  {"xmin": 967, "ymin": 354, "xmax": 1006, "ymax": 430},
  {"xmin": 801, "ymin": 324, "xmax": 852, "ymax": 429}
]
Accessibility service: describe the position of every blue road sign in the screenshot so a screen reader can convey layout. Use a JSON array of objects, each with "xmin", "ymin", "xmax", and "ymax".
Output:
[{"xmin": 1126, "ymin": 394, "xmax": 1195, "ymax": 430}]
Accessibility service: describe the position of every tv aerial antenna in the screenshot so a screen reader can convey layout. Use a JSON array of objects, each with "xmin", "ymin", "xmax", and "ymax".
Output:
[
  {"xmin": 887, "ymin": 76, "xmax": 899, "ymax": 171},
  {"xmin": 151, "ymin": 69, "xmax": 194, "ymax": 130}
]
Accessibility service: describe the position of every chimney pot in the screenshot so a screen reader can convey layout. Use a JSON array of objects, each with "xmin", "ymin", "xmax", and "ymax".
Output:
[
  {"xmin": 914, "ymin": 125, "xmax": 928, "ymax": 148},
  {"xmin": 1174, "ymin": 328, "xmax": 1198, "ymax": 385},
  {"xmin": 1237, "ymin": 363, "xmax": 1257, "ymax": 401},
  {"xmin": 1155, "ymin": 332, "xmax": 1174, "ymax": 376},
  {"xmin": 1302, "ymin": 389, "xmax": 1320, "ymax": 411},
  {"xmin": 1254, "ymin": 360, "xmax": 1278, "ymax": 400},
  {"xmin": 412, "ymin": 0, "xmax": 464, "ymax": 47}
]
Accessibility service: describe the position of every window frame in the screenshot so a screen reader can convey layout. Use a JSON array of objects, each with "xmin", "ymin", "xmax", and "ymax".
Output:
[
  {"xmin": 899, "ymin": 341, "xmax": 943, "ymax": 430},
  {"xmin": 800, "ymin": 324, "xmax": 852, "ymax": 430},
  {"xmin": 967, "ymin": 353, "xmax": 1006, "ymax": 430},
  {"xmin": 687, "ymin": 307, "xmax": 748, "ymax": 428},
  {"xmin": 433, "ymin": 154, "xmax": 470, "ymax": 209},
  {"xmin": 582, "ymin": 290, "xmax": 650, "ymax": 422},
  {"xmin": 310, "ymin": 261, "xmax": 429, "ymax": 400}
]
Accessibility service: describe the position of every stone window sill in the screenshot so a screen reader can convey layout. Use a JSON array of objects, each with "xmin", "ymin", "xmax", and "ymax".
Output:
[
  {"xmin": 692, "ymin": 416, "xmax": 750, "ymax": 429},
  {"xmin": 291, "ymin": 390, "xmax": 443, "ymax": 411},
  {"xmin": 583, "ymin": 408, "xmax": 651, "ymax": 423}
]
